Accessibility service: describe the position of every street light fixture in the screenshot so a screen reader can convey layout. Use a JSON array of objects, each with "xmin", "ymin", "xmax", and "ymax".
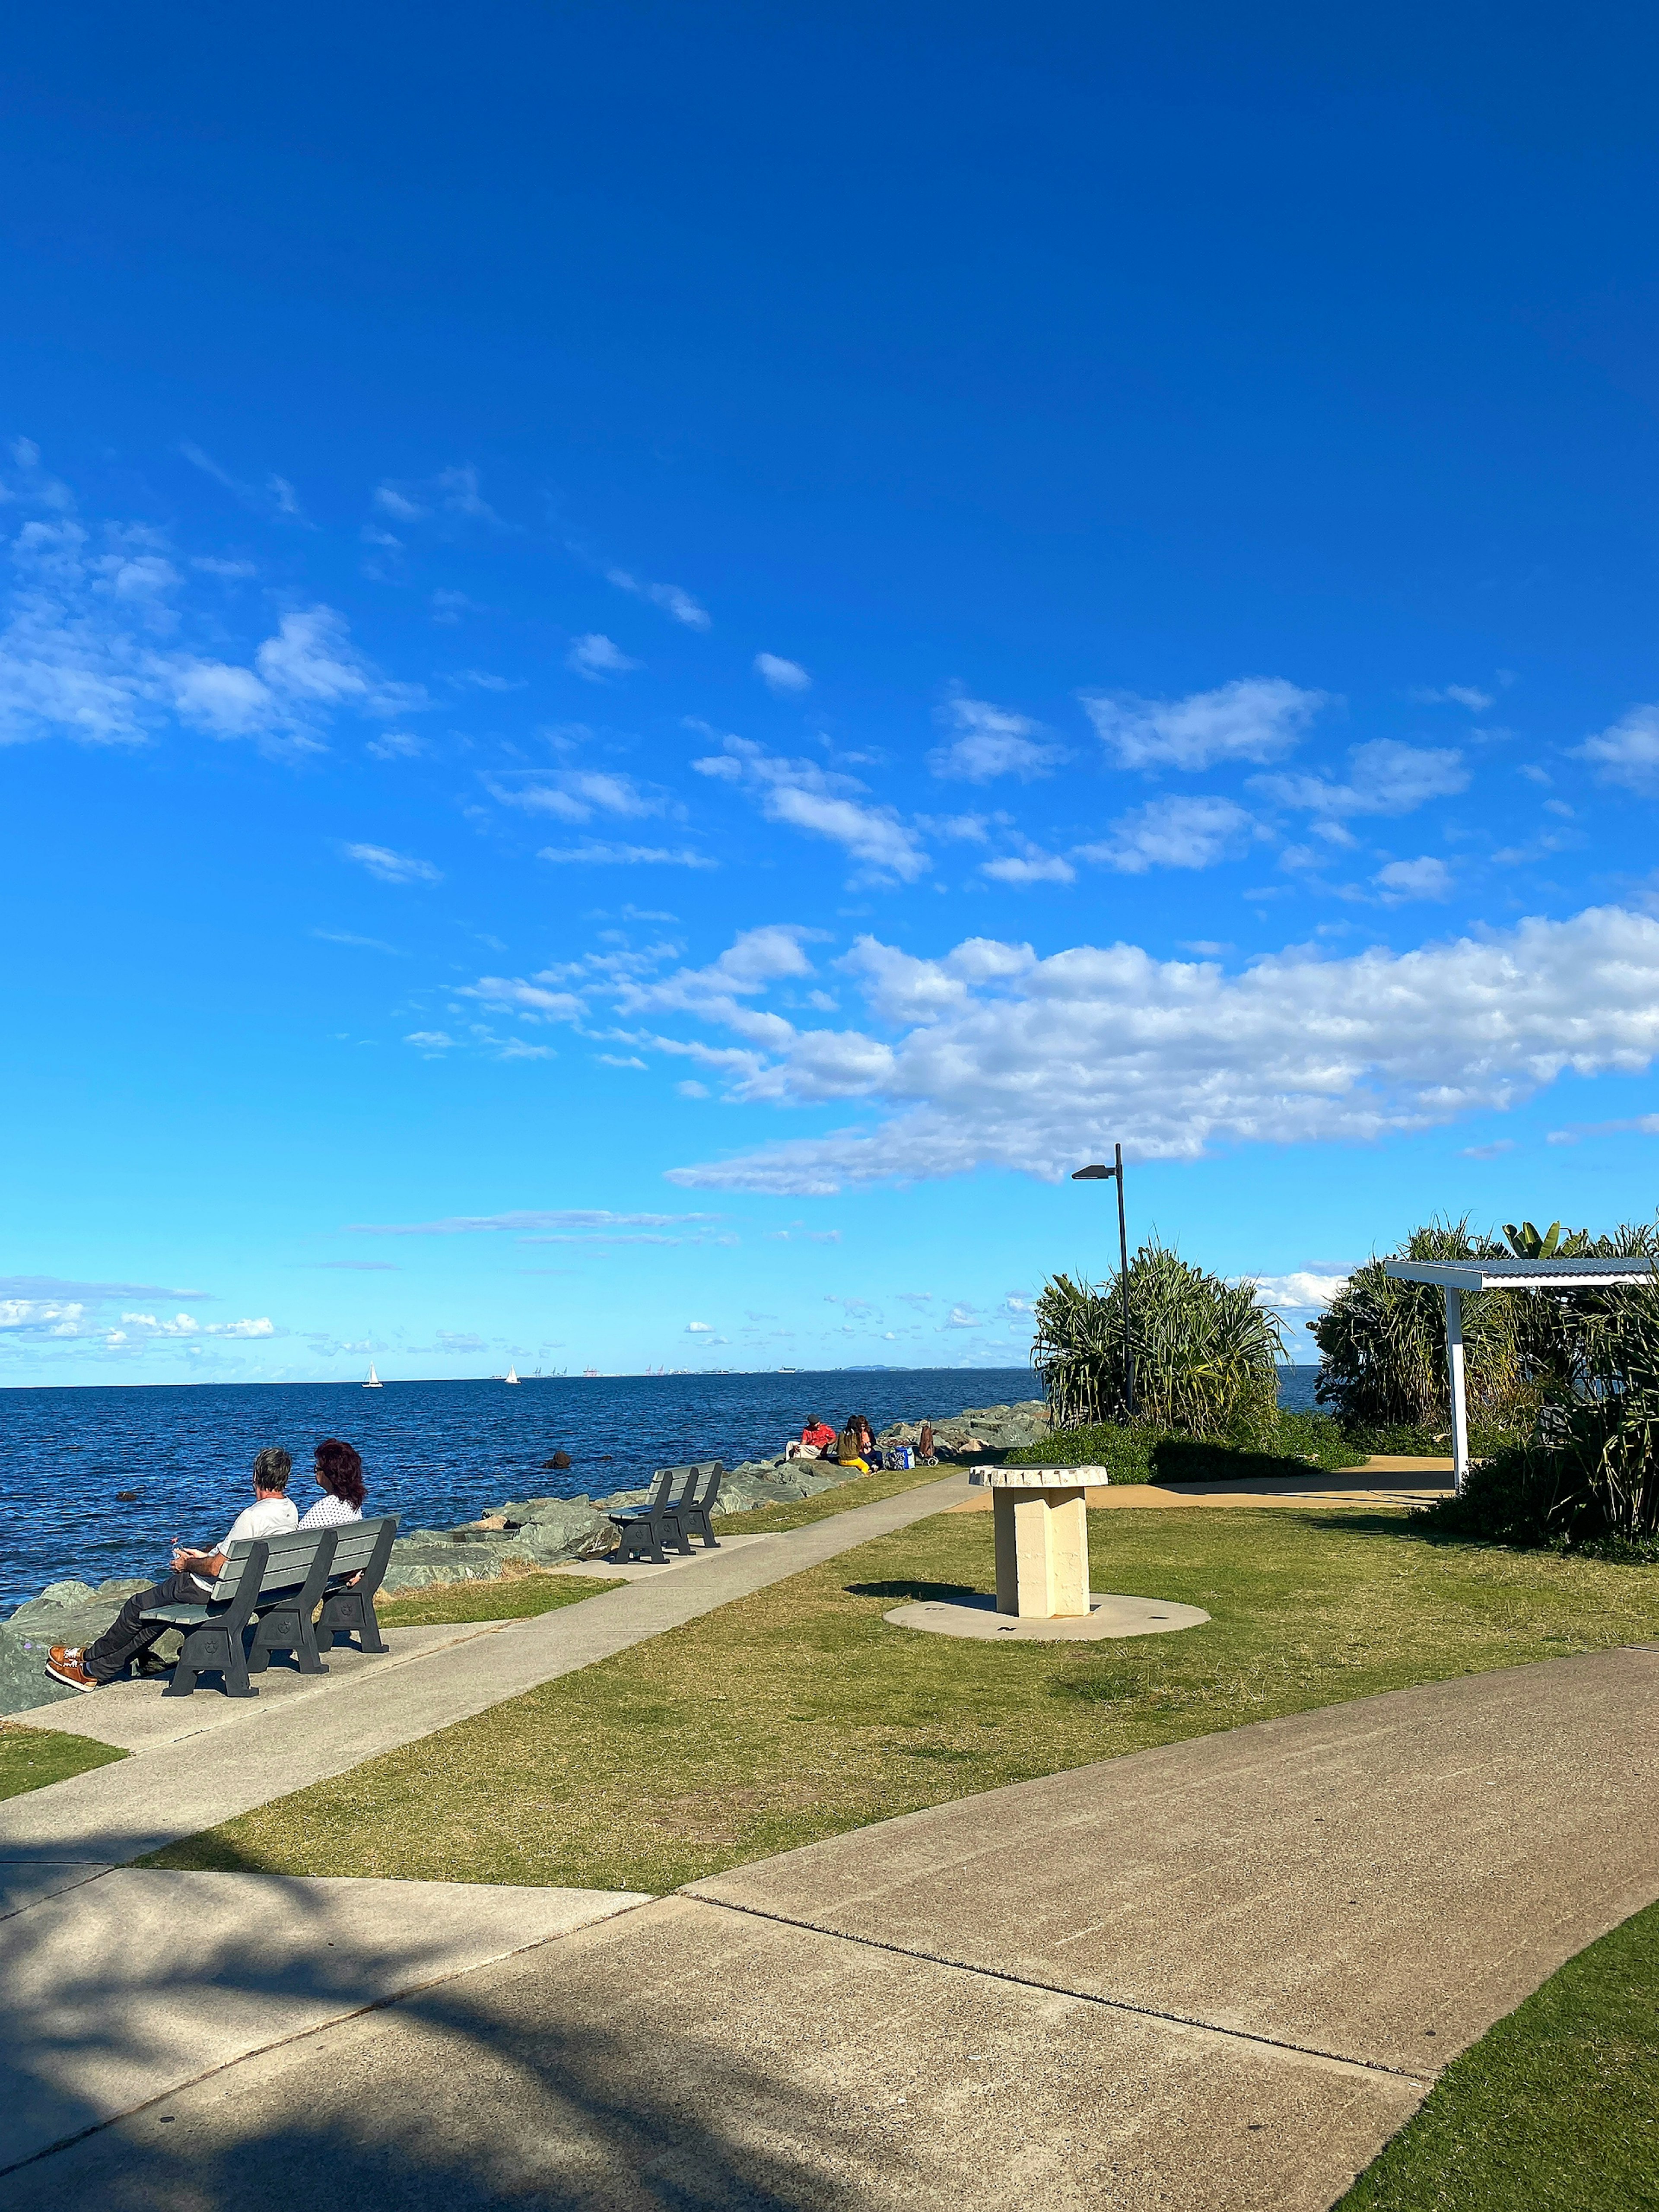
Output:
[{"xmin": 1071, "ymin": 1143, "xmax": 1135, "ymax": 1417}]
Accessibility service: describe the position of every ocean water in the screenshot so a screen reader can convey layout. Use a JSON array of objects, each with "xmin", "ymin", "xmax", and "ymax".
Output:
[{"xmin": 0, "ymin": 1363, "xmax": 1326, "ymax": 1613}]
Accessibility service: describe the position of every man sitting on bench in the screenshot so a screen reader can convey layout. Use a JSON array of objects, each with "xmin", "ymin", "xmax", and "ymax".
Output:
[{"xmin": 45, "ymin": 1447, "xmax": 300, "ymax": 1692}]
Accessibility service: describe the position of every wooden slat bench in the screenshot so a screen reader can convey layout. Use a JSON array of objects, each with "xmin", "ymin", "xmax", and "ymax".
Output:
[
  {"xmin": 140, "ymin": 1528, "xmax": 337, "ymax": 1699},
  {"xmin": 315, "ymin": 1513, "xmax": 400, "ymax": 1654},
  {"xmin": 608, "ymin": 1463, "xmax": 725, "ymax": 1563}
]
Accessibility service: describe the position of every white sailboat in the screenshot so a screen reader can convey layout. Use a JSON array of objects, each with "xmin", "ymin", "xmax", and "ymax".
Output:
[
  {"xmin": 504, "ymin": 1364, "xmax": 521, "ymax": 1385},
  {"xmin": 363, "ymin": 1363, "xmax": 382, "ymax": 1389}
]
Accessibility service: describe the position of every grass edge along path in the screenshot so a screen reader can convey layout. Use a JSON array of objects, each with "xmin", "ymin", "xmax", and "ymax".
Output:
[
  {"xmin": 1336, "ymin": 1892, "xmax": 1659, "ymax": 2212},
  {"xmin": 0, "ymin": 1720, "xmax": 127, "ymax": 1803},
  {"xmin": 145, "ymin": 1505, "xmax": 1659, "ymax": 1894},
  {"xmin": 376, "ymin": 1571, "xmax": 625, "ymax": 1627}
]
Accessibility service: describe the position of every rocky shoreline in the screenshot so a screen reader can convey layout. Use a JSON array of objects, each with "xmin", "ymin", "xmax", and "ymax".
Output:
[{"xmin": 0, "ymin": 1401, "xmax": 1050, "ymax": 1718}]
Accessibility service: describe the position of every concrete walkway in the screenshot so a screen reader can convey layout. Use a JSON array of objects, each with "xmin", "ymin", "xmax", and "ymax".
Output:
[
  {"xmin": 6, "ymin": 1646, "xmax": 1656, "ymax": 2208},
  {"xmin": 0, "ymin": 1473, "xmax": 972, "ymax": 1868}
]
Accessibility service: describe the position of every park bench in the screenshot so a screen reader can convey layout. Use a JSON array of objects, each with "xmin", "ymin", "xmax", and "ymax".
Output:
[
  {"xmin": 608, "ymin": 1463, "xmax": 725, "ymax": 1564},
  {"xmin": 141, "ymin": 1527, "xmax": 338, "ymax": 1699},
  {"xmin": 315, "ymin": 1513, "xmax": 400, "ymax": 1655},
  {"xmin": 671, "ymin": 1461, "xmax": 724, "ymax": 1549}
]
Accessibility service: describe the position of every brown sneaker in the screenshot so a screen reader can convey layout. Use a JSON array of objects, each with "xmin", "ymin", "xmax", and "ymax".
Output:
[{"xmin": 45, "ymin": 1646, "xmax": 100, "ymax": 1692}]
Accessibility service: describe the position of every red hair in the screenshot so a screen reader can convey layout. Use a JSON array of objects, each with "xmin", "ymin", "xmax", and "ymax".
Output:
[{"xmin": 314, "ymin": 1437, "xmax": 365, "ymax": 1509}]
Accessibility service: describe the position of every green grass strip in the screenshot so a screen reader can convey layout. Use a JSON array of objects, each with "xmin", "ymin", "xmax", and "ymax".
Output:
[
  {"xmin": 1338, "ymin": 1894, "xmax": 1659, "ymax": 2211},
  {"xmin": 146, "ymin": 1506, "xmax": 1659, "ymax": 1894},
  {"xmin": 376, "ymin": 1572, "xmax": 624, "ymax": 1627},
  {"xmin": 0, "ymin": 1721, "xmax": 126, "ymax": 1802}
]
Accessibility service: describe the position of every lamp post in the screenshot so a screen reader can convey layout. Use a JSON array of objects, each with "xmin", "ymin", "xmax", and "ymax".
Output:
[{"xmin": 1071, "ymin": 1144, "xmax": 1135, "ymax": 1417}]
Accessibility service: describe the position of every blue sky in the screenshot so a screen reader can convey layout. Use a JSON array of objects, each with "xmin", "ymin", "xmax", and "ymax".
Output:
[{"xmin": 6, "ymin": 2, "xmax": 1659, "ymax": 1383}]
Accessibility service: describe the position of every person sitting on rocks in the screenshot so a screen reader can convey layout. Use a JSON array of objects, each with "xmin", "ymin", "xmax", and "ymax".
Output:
[
  {"xmin": 917, "ymin": 1421, "xmax": 938, "ymax": 1465},
  {"xmin": 852, "ymin": 1414, "xmax": 877, "ymax": 1462},
  {"xmin": 836, "ymin": 1418, "xmax": 870, "ymax": 1472},
  {"xmin": 799, "ymin": 1417, "xmax": 838, "ymax": 1459},
  {"xmin": 44, "ymin": 1446, "xmax": 300, "ymax": 1693},
  {"xmin": 300, "ymin": 1437, "xmax": 365, "ymax": 1526}
]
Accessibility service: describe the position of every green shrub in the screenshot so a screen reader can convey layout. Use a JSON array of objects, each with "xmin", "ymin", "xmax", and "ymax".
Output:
[
  {"xmin": 1033, "ymin": 1241, "xmax": 1282, "ymax": 1439},
  {"xmin": 1025, "ymin": 1410, "xmax": 1355, "ymax": 1484}
]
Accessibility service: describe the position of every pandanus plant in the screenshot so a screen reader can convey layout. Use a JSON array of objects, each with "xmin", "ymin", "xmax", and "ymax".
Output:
[{"xmin": 1033, "ymin": 1241, "xmax": 1282, "ymax": 1439}]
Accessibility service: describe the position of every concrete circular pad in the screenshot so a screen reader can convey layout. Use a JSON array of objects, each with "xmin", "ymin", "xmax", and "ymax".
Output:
[{"xmin": 884, "ymin": 1592, "xmax": 1210, "ymax": 1642}]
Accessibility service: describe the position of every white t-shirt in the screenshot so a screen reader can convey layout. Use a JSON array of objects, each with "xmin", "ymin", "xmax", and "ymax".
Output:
[{"xmin": 190, "ymin": 1496, "xmax": 299, "ymax": 1591}]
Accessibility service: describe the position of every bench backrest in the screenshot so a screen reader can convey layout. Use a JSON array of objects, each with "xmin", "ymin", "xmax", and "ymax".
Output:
[
  {"xmin": 696, "ymin": 1463, "xmax": 725, "ymax": 1511},
  {"xmin": 639, "ymin": 1467, "xmax": 675, "ymax": 1512},
  {"xmin": 325, "ymin": 1513, "xmax": 400, "ymax": 1580},
  {"xmin": 211, "ymin": 1526, "xmax": 334, "ymax": 1602}
]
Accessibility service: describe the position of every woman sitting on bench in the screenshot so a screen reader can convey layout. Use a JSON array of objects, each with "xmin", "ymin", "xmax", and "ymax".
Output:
[{"xmin": 44, "ymin": 1447, "xmax": 299, "ymax": 1692}]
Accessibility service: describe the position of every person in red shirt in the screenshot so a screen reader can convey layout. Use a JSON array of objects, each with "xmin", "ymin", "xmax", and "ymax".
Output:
[{"xmin": 800, "ymin": 1417, "xmax": 838, "ymax": 1457}]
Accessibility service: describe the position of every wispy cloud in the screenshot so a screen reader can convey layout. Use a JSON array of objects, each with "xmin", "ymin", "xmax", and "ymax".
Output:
[
  {"xmin": 343, "ymin": 842, "xmax": 443, "ymax": 886},
  {"xmin": 1576, "ymin": 705, "xmax": 1659, "ymax": 794},
  {"xmin": 1082, "ymin": 677, "xmax": 1327, "ymax": 772},
  {"xmin": 754, "ymin": 652, "xmax": 811, "ymax": 693},
  {"xmin": 484, "ymin": 769, "xmax": 669, "ymax": 823},
  {"xmin": 1253, "ymin": 740, "xmax": 1468, "ymax": 828},
  {"xmin": 929, "ymin": 695, "xmax": 1065, "ymax": 782},
  {"xmin": 181, "ymin": 442, "xmax": 310, "ymax": 525},
  {"xmin": 1374, "ymin": 856, "xmax": 1452, "ymax": 902},
  {"xmin": 692, "ymin": 731, "xmax": 928, "ymax": 880},
  {"xmin": 538, "ymin": 840, "xmax": 715, "ymax": 868},
  {"xmin": 566, "ymin": 633, "xmax": 640, "ymax": 681},
  {"xmin": 1077, "ymin": 795, "xmax": 1258, "ymax": 874},
  {"xmin": 605, "ymin": 568, "xmax": 711, "ymax": 630}
]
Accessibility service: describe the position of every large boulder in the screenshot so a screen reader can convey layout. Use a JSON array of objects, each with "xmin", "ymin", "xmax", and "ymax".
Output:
[{"xmin": 0, "ymin": 1580, "xmax": 181, "ymax": 1717}]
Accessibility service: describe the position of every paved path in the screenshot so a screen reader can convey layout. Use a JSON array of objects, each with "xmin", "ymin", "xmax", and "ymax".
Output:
[
  {"xmin": 951, "ymin": 1463, "xmax": 1456, "ymax": 1513},
  {"xmin": 6, "ymin": 1647, "xmax": 1655, "ymax": 2208},
  {"xmin": 0, "ymin": 1473, "xmax": 971, "ymax": 1868}
]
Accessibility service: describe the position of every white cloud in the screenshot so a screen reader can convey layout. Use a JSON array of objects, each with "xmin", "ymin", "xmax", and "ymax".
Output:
[
  {"xmin": 1082, "ymin": 678, "xmax": 1326, "ymax": 772},
  {"xmin": 1254, "ymin": 739, "xmax": 1468, "ymax": 823},
  {"xmin": 685, "ymin": 1320, "xmax": 714, "ymax": 1333},
  {"xmin": 345, "ymin": 842, "xmax": 443, "ymax": 886},
  {"xmin": 982, "ymin": 845, "xmax": 1077, "ymax": 886},
  {"xmin": 567, "ymin": 633, "xmax": 640, "ymax": 681},
  {"xmin": 404, "ymin": 1030, "xmax": 455, "ymax": 1051},
  {"xmin": 434, "ymin": 467, "xmax": 500, "ymax": 522},
  {"xmin": 1077, "ymin": 795, "xmax": 1257, "ymax": 875},
  {"xmin": 486, "ymin": 770, "xmax": 667, "ymax": 823},
  {"xmin": 1576, "ymin": 705, "xmax": 1659, "ymax": 793},
  {"xmin": 350, "ymin": 1208, "xmax": 718, "ymax": 1235},
  {"xmin": 929, "ymin": 696, "xmax": 1065, "ymax": 782},
  {"xmin": 180, "ymin": 442, "xmax": 309, "ymax": 524},
  {"xmin": 1249, "ymin": 1271, "xmax": 1350, "ymax": 1313},
  {"xmin": 0, "ymin": 1298, "xmax": 86, "ymax": 1337},
  {"xmin": 658, "ymin": 904, "xmax": 1659, "ymax": 1191},
  {"xmin": 1410, "ymin": 684, "xmax": 1494, "ymax": 710},
  {"xmin": 366, "ymin": 731, "xmax": 429, "ymax": 761},
  {"xmin": 538, "ymin": 841, "xmax": 715, "ymax": 868},
  {"xmin": 113, "ymin": 1310, "xmax": 275, "ymax": 1339},
  {"xmin": 693, "ymin": 732, "xmax": 928, "ymax": 880},
  {"xmin": 755, "ymin": 652, "xmax": 811, "ymax": 693},
  {"xmin": 605, "ymin": 568, "xmax": 711, "ymax": 630},
  {"xmin": 373, "ymin": 484, "xmax": 428, "ymax": 522},
  {"xmin": 0, "ymin": 502, "xmax": 423, "ymax": 756},
  {"xmin": 1375, "ymin": 856, "xmax": 1452, "ymax": 902}
]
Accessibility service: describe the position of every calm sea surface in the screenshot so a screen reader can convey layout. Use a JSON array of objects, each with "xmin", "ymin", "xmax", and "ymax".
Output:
[{"xmin": 0, "ymin": 1363, "xmax": 1324, "ymax": 1614}]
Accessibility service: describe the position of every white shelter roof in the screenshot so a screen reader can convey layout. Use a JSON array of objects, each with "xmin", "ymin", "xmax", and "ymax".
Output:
[{"xmin": 1384, "ymin": 1257, "xmax": 1658, "ymax": 1293}]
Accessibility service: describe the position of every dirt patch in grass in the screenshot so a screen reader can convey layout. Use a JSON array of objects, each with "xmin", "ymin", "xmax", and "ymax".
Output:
[
  {"xmin": 148, "ymin": 1507, "xmax": 1659, "ymax": 1893},
  {"xmin": 376, "ymin": 1572, "xmax": 624, "ymax": 1627},
  {"xmin": 0, "ymin": 1721, "xmax": 126, "ymax": 1802},
  {"xmin": 1338, "ymin": 1893, "xmax": 1659, "ymax": 2211}
]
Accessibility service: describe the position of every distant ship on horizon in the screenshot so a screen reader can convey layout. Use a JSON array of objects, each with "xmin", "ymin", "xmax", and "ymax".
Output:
[
  {"xmin": 362, "ymin": 1363, "xmax": 382, "ymax": 1389},
  {"xmin": 504, "ymin": 1365, "xmax": 520, "ymax": 1385}
]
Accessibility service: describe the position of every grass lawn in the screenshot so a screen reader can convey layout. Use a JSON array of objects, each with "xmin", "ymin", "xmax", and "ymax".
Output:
[
  {"xmin": 0, "ymin": 1721, "xmax": 126, "ymax": 1801},
  {"xmin": 146, "ymin": 1504, "xmax": 1659, "ymax": 1894},
  {"xmin": 377, "ymin": 1571, "xmax": 625, "ymax": 1627},
  {"xmin": 1337, "ymin": 1894, "xmax": 1659, "ymax": 2212}
]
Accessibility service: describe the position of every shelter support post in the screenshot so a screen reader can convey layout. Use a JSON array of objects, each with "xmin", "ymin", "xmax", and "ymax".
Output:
[{"xmin": 1443, "ymin": 1286, "xmax": 1469, "ymax": 1494}]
